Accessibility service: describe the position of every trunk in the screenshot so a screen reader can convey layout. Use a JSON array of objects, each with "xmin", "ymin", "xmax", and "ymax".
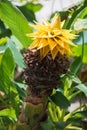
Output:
[
  {"xmin": 15, "ymin": 85, "xmax": 51, "ymax": 130},
  {"xmin": 15, "ymin": 49, "xmax": 70, "ymax": 130}
]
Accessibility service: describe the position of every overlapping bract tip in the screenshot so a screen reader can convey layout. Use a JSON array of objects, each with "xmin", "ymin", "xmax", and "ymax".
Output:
[{"xmin": 27, "ymin": 14, "xmax": 76, "ymax": 59}]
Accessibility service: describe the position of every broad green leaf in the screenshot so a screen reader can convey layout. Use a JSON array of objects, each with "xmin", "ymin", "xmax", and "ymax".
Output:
[
  {"xmin": 0, "ymin": 108, "xmax": 17, "ymax": 120},
  {"xmin": 0, "ymin": 38, "xmax": 7, "ymax": 46},
  {"xmin": 70, "ymin": 76, "xmax": 81, "ymax": 84},
  {"xmin": 79, "ymin": 7, "xmax": 87, "ymax": 19},
  {"xmin": 0, "ymin": 43, "xmax": 8, "ymax": 52},
  {"xmin": 75, "ymin": 84, "xmax": 87, "ymax": 97},
  {"xmin": 8, "ymin": 88, "xmax": 20, "ymax": 112},
  {"xmin": 0, "ymin": 79, "xmax": 5, "ymax": 92},
  {"xmin": 67, "ymin": 72, "xmax": 81, "ymax": 84},
  {"xmin": 14, "ymin": 81, "xmax": 25, "ymax": 89},
  {"xmin": 72, "ymin": 44, "xmax": 87, "ymax": 63},
  {"xmin": 1, "ymin": 48, "xmax": 15, "ymax": 77},
  {"xmin": 50, "ymin": 91, "xmax": 70, "ymax": 109},
  {"xmin": 54, "ymin": 121, "xmax": 74, "ymax": 129},
  {"xmin": 77, "ymin": 110, "xmax": 87, "ymax": 118},
  {"xmin": 24, "ymin": 3, "xmax": 42, "ymax": 12},
  {"xmin": 18, "ymin": 3, "xmax": 42, "ymax": 22},
  {"xmin": 74, "ymin": 110, "xmax": 87, "ymax": 119},
  {"xmin": 0, "ymin": 53, "xmax": 3, "ymax": 64},
  {"xmin": 0, "ymin": 20, "xmax": 5, "ymax": 33},
  {"xmin": 13, "ymin": 81, "xmax": 26, "ymax": 99},
  {"xmin": 0, "ymin": 48, "xmax": 15, "ymax": 93},
  {"xmin": 74, "ymin": 18, "xmax": 87, "ymax": 33},
  {"xmin": 63, "ymin": 77, "xmax": 72, "ymax": 90},
  {"xmin": 0, "ymin": 126, "xmax": 4, "ymax": 130},
  {"xmin": 8, "ymin": 40, "xmax": 25, "ymax": 68},
  {"xmin": 70, "ymin": 56, "xmax": 82, "ymax": 74},
  {"xmin": 18, "ymin": 6, "xmax": 36, "ymax": 23},
  {"xmin": 54, "ymin": 122, "xmax": 66, "ymax": 129},
  {"xmin": 11, "ymin": 35, "xmax": 22, "ymax": 49},
  {"xmin": 0, "ymin": 20, "xmax": 11, "ymax": 38},
  {"xmin": 0, "ymin": 39, "xmax": 25, "ymax": 68},
  {"xmin": 65, "ymin": 126, "xmax": 82, "ymax": 130},
  {"xmin": 0, "ymin": 0, "xmax": 32, "ymax": 48},
  {"xmin": 0, "ymin": 29, "xmax": 11, "ymax": 39},
  {"xmin": 40, "ymin": 118, "xmax": 53, "ymax": 130}
]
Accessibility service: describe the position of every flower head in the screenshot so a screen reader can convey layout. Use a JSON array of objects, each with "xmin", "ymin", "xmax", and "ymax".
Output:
[{"xmin": 27, "ymin": 14, "xmax": 76, "ymax": 59}]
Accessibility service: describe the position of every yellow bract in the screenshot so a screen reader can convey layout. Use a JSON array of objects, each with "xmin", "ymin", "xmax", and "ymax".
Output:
[{"xmin": 27, "ymin": 14, "xmax": 76, "ymax": 59}]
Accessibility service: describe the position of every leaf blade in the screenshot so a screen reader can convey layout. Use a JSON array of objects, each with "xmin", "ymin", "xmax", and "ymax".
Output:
[
  {"xmin": 0, "ymin": 0, "xmax": 32, "ymax": 48},
  {"xmin": 70, "ymin": 56, "xmax": 82, "ymax": 75},
  {"xmin": 76, "ymin": 84, "xmax": 87, "ymax": 97},
  {"xmin": 0, "ymin": 108, "xmax": 17, "ymax": 120},
  {"xmin": 50, "ymin": 91, "xmax": 70, "ymax": 109},
  {"xmin": 1, "ymin": 48, "xmax": 15, "ymax": 77}
]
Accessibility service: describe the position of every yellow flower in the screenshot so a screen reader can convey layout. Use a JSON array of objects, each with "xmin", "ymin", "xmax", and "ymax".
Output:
[{"xmin": 27, "ymin": 14, "xmax": 76, "ymax": 59}]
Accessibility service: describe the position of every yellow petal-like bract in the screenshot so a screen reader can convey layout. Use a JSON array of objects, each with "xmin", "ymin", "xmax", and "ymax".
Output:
[{"xmin": 27, "ymin": 14, "xmax": 76, "ymax": 59}]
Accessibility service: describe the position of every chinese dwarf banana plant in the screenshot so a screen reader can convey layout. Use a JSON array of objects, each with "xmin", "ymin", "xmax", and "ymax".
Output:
[{"xmin": 16, "ymin": 14, "xmax": 76, "ymax": 130}]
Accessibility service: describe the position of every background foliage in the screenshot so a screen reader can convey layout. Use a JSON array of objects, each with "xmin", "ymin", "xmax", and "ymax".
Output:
[{"xmin": 0, "ymin": 0, "xmax": 87, "ymax": 130}]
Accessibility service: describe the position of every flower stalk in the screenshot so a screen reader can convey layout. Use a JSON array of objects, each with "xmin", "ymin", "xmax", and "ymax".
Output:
[{"xmin": 15, "ymin": 14, "xmax": 76, "ymax": 130}]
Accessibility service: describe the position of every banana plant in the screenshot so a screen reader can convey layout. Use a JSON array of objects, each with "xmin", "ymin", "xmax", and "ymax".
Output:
[{"xmin": 0, "ymin": 0, "xmax": 87, "ymax": 130}]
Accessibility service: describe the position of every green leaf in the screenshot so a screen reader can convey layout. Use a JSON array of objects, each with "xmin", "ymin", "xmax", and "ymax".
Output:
[
  {"xmin": 63, "ymin": 77, "xmax": 72, "ymax": 90},
  {"xmin": 8, "ymin": 40, "xmax": 25, "ymax": 68},
  {"xmin": 70, "ymin": 56, "xmax": 82, "ymax": 74},
  {"xmin": 67, "ymin": 73, "xmax": 81, "ymax": 84},
  {"xmin": 0, "ymin": 20, "xmax": 5, "ymax": 33},
  {"xmin": 54, "ymin": 122, "xmax": 65, "ymax": 129},
  {"xmin": 18, "ymin": 6, "xmax": 36, "ymax": 22},
  {"xmin": 0, "ymin": 108, "xmax": 17, "ymax": 120},
  {"xmin": 76, "ymin": 110, "xmax": 87, "ymax": 118},
  {"xmin": 0, "ymin": 29, "xmax": 11, "ymax": 39},
  {"xmin": 64, "ymin": 2, "xmax": 85, "ymax": 29},
  {"xmin": 65, "ymin": 126, "xmax": 83, "ymax": 130},
  {"xmin": 0, "ymin": 48, "xmax": 15, "ymax": 93},
  {"xmin": 0, "ymin": 42, "xmax": 8, "ymax": 52},
  {"xmin": 75, "ymin": 84, "xmax": 87, "ymax": 97},
  {"xmin": 0, "ymin": 39, "xmax": 25, "ymax": 68},
  {"xmin": 0, "ymin": 38, "xmax": 7, "ymax": 46},
  {"xmin": 13, "ymin": 81, "xmax": 26, "ymax": 99},
  {"xmin": 0, "ymin": 53, "xmax": 3, "ymax": 64},
  {"xmin": 1, "ymin": 48, "xmax": 15, "ymax": 77},
  {"xmin": 0, "ymin": 79, "xmax": 5, "ymax": 92},
  {"xmin": 41, "ymin": 118, "xmax": 53, "ymax": 130},
  {"xmin": 79, "ymin": 7, "xmax": 87, "ymax": 18},
  {"xmin": 25, "ymin": 3, "xmax": 42, "ymax": 12},
  {"xmin": 72, "ymin": 44, "xmax": 87, "ymax": 63},
  {"xmin": 18, "ymin": 3, "xmax": 42, "ymax": 22},
  {"xmin": 71, "ymin": 76, "xmax": 81, "ymax": 84},
  {"xmin": 0, "ymin": 20, "xmax": 11, "ymax": 38},
  {"xmin": 14, "ymin": 81, "xmax": 25, "ymax": 89},
  {"xmin": 54, "ymin": 121, "xmax": 72, "ymax": 129},
  {"xmin": 50, "ymin": 91, "xmax": 70, "ymax": 109},
  {"xmin": 0, "ymin": 0, "xmax": 32, "ymax": 48}
]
